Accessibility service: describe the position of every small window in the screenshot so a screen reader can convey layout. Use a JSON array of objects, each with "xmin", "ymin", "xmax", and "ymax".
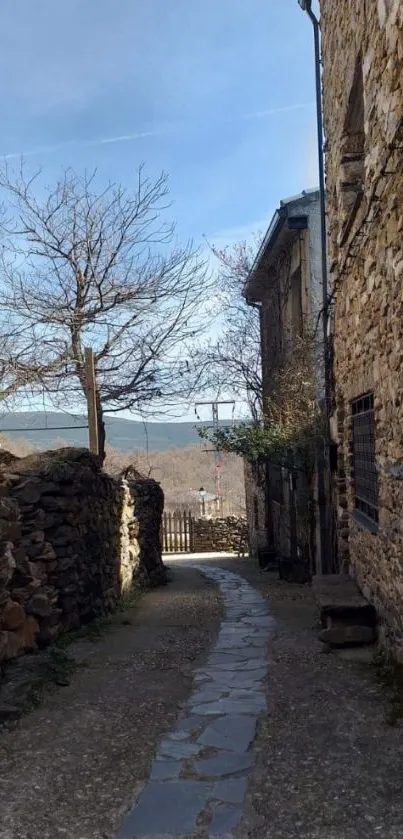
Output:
[{"xmin": 351, "ymin": 393, "xmax": 378, "ymax": 525}]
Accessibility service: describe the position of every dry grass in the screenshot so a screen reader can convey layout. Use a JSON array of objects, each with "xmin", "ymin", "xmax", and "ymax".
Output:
[
  {"xmin": 0, "ymin": 434, "xmax": 246, "ymax": 516},
  {"xmin": 105, "ymin": 443, "xmax": 246, "ymax": 515}
]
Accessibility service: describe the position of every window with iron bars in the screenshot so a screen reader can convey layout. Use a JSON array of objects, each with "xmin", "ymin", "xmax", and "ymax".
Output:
[{"xmin": 351, "ymin": 392, "xmax": 378, "ymax": 526}]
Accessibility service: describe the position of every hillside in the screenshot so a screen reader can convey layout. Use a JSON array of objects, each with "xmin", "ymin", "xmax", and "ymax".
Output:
[
  {"xmin": 105, "ymin": 445, "xmax": 245, "ymax": 516},
  {"xmin": 0, "ymin": 412, "xmax": 234, "ymax": 453},
  {"xmin": 0, "ymin": 414, "xmax": 246, "ymax": 516}
]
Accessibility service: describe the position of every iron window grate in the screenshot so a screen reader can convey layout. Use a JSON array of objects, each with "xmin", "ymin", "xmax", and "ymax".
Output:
[{"xmin": 352, "ymin": 392, "xmax": 378, "ymax": 524}]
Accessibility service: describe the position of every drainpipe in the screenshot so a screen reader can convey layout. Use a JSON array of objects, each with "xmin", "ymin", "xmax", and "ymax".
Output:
[
  {"xmin": 298, "ymin": 0, "xmax": 330, "ymax": 410},
  {"xmin": 298, "ymin": 0, "xmax": 332, "ymax": 575}
]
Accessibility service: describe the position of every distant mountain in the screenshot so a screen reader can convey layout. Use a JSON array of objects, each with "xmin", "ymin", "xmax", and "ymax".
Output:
[{"xmin": 0, "ymin": 411, "xmax": 232, "ymax": 453}]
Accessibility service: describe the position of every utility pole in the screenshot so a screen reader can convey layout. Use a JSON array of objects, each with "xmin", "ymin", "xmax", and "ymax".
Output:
[
  {"xmin": 198, "ymin": 487, "xmax": 207, "ymax": 517},
  {"xmin": 195, "ymin": 400, "xmax": 235, "ymax": 515},
  {"xmin": 84, "ymin": 347, "xmax": 99, "ymax": 455}
]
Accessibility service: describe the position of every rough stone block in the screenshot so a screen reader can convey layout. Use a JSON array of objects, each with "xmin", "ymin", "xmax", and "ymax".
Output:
[
  {"xmin": 13, "ymin": 479, "xmax": 42, "ymax": 505},
  {"xmin": 194, "ymin": 751, "xmax": 255, "ymax": 779},
  {"xmin": 212, "ymin": 776, "xmax": 248, "ymax": 805},
  {"xmin": 149, "ymin": 759, "xmax": 182, "ymax": 780},
  {"xmin": 208, "ymin": 801, "xmax": 243, "ymax": 836},
  {"xmin": 116, "ymin": 781, "xmax": 212, "ymax": 838},
  {"xmin": 2, "ymin": 600, "xmax": 26, "ymax": 630},
  {"xmin": 0, "ymin": 499, "xmax": 19, "ymax": 520},
  {"xmin": 27, "ymin": 593, "xmax": 52, "ymax": 618},
  {"xmin": 319, "ymin": 624, "xmax": 376, "ymax": 648},
  {"xmin": 2, "ymin": 630, "xmax": 22, "ymax": 660},
  {"xmin": 312, "ymin": 574, "xmax": 377, "ymax": 626},
  {"xmin": 16, "ymin": 616, "xmax": 39, "ymax": 651}
]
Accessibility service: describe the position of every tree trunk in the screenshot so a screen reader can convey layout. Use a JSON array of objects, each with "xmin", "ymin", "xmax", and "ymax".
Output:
[{"xmin": 96, "ymin": 391, "xmax": 106, "ymax": 463}]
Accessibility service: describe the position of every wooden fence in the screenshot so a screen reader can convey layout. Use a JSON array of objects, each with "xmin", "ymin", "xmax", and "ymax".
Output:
[{"xmin": 162, "ymin": 510, "xmax": 194, "ymax": 553}]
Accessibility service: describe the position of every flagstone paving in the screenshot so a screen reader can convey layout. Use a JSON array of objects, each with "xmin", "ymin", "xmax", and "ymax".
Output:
[
  {"xmin": 4, "ymin": 558, "xmax": 403, "ymax": 838},
  {"xmin": 116, "ymin": 567, "xmax": 275, "ymax": 839}
]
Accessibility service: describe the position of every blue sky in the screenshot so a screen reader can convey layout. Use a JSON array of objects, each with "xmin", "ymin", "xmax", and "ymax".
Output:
[{"xmin": 0, "ymin": 0, "xmax": 319, "ymax": 422}]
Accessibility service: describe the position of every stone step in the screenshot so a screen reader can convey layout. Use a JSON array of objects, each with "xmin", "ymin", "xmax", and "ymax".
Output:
[
  {"xmin": 312, "ymin": 574, "xmax": 376, "ymax": 628},
  {"xmin": 319, "ymin": 623, "xmax": 376, "ymax": 648}
]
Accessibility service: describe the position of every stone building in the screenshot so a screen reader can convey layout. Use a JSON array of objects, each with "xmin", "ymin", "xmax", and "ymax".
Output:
[
  {"xmin": 319, "ymin": 0, "xmax": 403, "ymax": 651},
  {"xmin": 165, "ymin": 490, "xmax": 219, "ymax": 518},
  {"xmin": 243, "ymin": 459, "xmax": 267, "ymax": 559},
  {"xmin": 244, "ymin": 189, "xmax": 324, "ymax": 572}
]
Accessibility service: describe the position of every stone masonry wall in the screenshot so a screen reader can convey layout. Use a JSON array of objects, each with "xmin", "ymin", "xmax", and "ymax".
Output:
[
  {"xmin": 124, "ymin": 467, "xmax": 165, "ymax": 587},
  {"xmin": 0, "ymin": 449, "xmax": 166, "ymax": 662},
  {"xmin": 243, "ymin": 460, "xmax": 268, "ymax": 558},
  {"xmin": 191, "ymin": 517, "xmax": 247, "ymax": 554},
  {"xmin": 320, "ymin": 0, "xmax": 403, "ymax": 653}
]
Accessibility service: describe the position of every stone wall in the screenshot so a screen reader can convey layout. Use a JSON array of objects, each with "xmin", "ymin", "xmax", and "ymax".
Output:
[
  {"xmin": 191, "ymin": 517, "xmax": 247, "ymax": 554},
  {"xmin": 0, "ymin": 449, "xmax": 166, "ymax": 661},
  {"xmin": 124, "ymin": 467, "xmax": 165, "ymax": 587},
  {"xmin": 246, "ymin": 191, "xmax": 326, "ymax": 572},
  {"xmin": 243, "ymin": 460, "xmax": 268, "ymax": 558},
  {"xmin": 320, "ymin": 0, "xmax": 403, "ymax": 653}
]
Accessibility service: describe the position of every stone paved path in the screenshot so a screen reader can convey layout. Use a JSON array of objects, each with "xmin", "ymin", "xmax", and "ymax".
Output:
[
  {"xmin": 116, "ymin": 566, "xmax": 275, "ymax": 839},
  {"xmin": 0, "ymin": 566, "xmax": 222, "ymax": 839}
]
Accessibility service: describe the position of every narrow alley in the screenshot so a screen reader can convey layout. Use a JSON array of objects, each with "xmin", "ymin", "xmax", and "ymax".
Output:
[
  {"xmin": 2, "ymin": 558, "xmax": 403, "ymax": 839},
  {"xmin": 1, "ymin": 1, "xmax": 403, "ymax": 838}
]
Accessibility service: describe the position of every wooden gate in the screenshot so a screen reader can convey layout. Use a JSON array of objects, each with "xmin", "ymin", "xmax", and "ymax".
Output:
[{"xmin": 162, "ymin": 510, "xmax": 194, "ymax": 553}]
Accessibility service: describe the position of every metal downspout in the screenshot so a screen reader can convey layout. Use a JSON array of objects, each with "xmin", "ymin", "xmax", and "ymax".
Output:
[{"xmin": 298, "ymin": 0, "xmax": 332, "ymax": 574}]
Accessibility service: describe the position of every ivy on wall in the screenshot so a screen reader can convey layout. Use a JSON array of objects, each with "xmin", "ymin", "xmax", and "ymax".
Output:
[{"xmin": 199, "ymin": 336, "xmax": 324, "ymax": 472}]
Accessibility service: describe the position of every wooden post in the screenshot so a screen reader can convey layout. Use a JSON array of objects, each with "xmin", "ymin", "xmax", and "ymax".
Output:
[
  {"xmin": 168, "ymin": 512, "xmax": 172, "ymax": 552},
  {"xmin": 84, "ymin": 347, "xmax": 99, "ymax": 455},
  {"xmin": 189, "ymin": 512, "xmax": 194, "ymax": 553},
  {"xmin": 182, "ymin": 510, "xmax": 186, "ymax": 552},
  {"xmin": 163, "ymin": 512, "xmax": 167, "ymax": 553},
  {"xmin": 184, "ymin": 510, "xmax": 189, "ymax": 552}
]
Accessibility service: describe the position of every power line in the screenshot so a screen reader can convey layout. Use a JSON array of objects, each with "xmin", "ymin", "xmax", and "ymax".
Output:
[
  {"xmin": 0, "ymin": 424, "xmax": 89, "ymax": 432},
  {"xmin": 195, "ymin": 399, "xmax": 235, "ymax": 514}
]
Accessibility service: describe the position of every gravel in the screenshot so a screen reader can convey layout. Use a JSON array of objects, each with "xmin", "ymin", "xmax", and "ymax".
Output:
[
  {"xmin": 0, "ymin": 567, "xmax": 222, "ymax": 839},
  {"xmin": 3, "ymin": 553, "xmax": 403, "ymax": 839},
  {"xmin": 205, "ymin": 559, "xmax": 403, "ymax": 839}
]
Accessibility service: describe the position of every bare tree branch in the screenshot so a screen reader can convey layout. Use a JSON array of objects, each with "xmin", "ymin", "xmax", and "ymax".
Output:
[
  {"xmin": 0, "ymin": 164, "xmax": 214, "ymax": 457},
  {"xmin": 195, "ymin": 235, "xmax": 263, "ymax": 421}
]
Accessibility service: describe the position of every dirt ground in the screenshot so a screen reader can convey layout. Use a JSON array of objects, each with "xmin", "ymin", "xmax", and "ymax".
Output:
[
  {"xmin": 201, "ymin": 557, "xmax": 403, "ymax": 839},
  {"xmin": 2, "ymin": 556, "xmax": 403, "ymax": 839},
  {"xmin": 0, "ymin": 567, "xmax": 223, "ymax": 839}
]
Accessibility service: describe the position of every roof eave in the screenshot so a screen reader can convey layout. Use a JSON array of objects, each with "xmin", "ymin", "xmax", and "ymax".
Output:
[{"xmin": 244, "ymin": 207, "xmax": 287, "ymax": 301}]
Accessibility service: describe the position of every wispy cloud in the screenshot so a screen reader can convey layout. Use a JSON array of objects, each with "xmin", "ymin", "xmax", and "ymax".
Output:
[
  {"xmin": 1, "ymin": 130, "xmax": 166, "ymax": 162},
  {"xmin": 1, "ymin": 101, "xmax": 315, "ymax": 162}
]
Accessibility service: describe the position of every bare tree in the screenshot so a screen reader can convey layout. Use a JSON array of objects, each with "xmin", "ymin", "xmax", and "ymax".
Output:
[
  {"xmin": 196, "ymin": 236, "xmax": 263, "ymax": 421},
  {"xmin": 0, "ymin": 323, "xmax": 62, "ymax": 407},
  {"xmin": 0, "ymin": 165, "xmax": 213, "ymax": 458}
]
